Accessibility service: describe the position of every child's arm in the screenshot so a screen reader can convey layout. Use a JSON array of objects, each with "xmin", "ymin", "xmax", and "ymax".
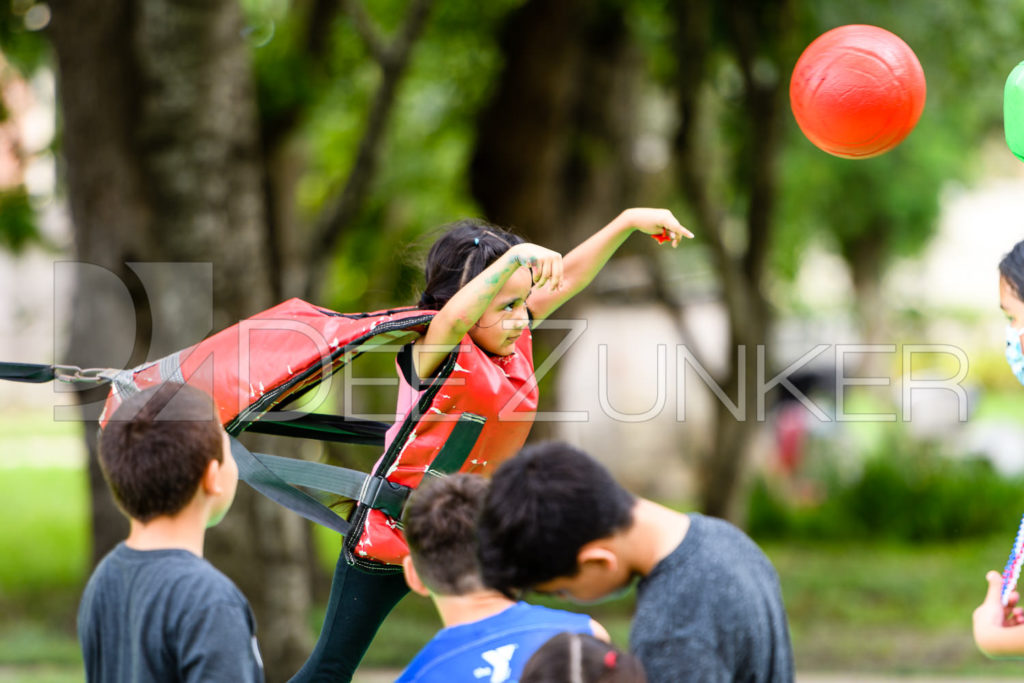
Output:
[
  {"xmin": 527, "ymin": 207, "xmax": 692, "ymax": 322},
  {"xmin": 973, "ymin": 570, "xmax": 1024, "ymax": 657},
  {"xmin": 414, "ymin": 242, "xmax": 563, "ymax": 378}
]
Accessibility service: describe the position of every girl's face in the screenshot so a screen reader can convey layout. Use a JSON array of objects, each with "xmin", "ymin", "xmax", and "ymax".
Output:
[
  {"xmin": 1000, "ymin": 276, "xmax": 1024, "ymax": 329},
  {"xmin": 469, "ymin": 267, "xmax": 532, "ymax": 355}
]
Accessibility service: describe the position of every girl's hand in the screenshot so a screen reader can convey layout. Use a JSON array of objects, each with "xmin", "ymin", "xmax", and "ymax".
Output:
[
  {"xmin": 506, "ymin": 243, "xmax": 564, "ymax": 290},
  {"xmin": 617, "ymin": 207, "xmax": 694, "ymax": 247}
]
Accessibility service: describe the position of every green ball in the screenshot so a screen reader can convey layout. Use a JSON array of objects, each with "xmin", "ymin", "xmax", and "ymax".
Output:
[{"xmin": 1006, "ymin": 60, "xmax": 1024, "ymax": 162}]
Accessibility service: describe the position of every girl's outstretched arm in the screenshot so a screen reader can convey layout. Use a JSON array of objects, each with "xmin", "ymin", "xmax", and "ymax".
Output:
[
  {"xmin": 414, "ymin": 242, "xmax": 562, "ymax": 378},
  {"xmin": 527, "ymin": 207, "xmax": 692, "ymax": 322}
]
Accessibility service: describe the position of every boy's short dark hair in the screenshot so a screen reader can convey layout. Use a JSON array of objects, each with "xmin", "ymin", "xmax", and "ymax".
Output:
[
  {"xmin": 99, "ymin": 383, "xmax": 223, "ymax": 523},
  {"xmin": 402, "ymin": 473, "xmax": 489, "ymax": 595},
  {"xmin": 477, "ymin": 442, "xmax": 636, "ymax": 595}
]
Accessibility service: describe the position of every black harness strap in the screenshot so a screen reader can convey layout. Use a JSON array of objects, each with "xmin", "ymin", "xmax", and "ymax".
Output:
[
  {"xmin": 0, "ymin": 362, "xmax": 56, "ymax": 383},
  {"xmin": 427, "ymin": 412, "xmax": 487, "ymax": 475},
  {"xmin": 0, "ymin": 362, "xmax": 118, "ymax": 384},
  {"xmin": 242, "ymin": 411, "xmax": 390, "ymax": 446}
]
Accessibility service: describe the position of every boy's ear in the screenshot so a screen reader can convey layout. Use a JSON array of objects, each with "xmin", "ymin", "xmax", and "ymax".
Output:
[
  {"xmin": 577, "ymin": 543, "xmax": 619, "ymax": 573},
  {"xmin": 201, "ymin": 459, "xmax": 222, "ymax": 496},
  {"xmin": 402, "ymin": 555, "xmax": 431, "ymax": 597}
]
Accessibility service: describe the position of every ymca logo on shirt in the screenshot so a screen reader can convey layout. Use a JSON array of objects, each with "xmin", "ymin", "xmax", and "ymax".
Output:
[{"xmin": 472, "ymin": 644, "xmax": 518, "ymax": 682}]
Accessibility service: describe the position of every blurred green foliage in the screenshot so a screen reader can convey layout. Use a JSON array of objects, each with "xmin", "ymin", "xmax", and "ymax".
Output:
[
  {"xmin": 5, "ymin": 0, "xmax": 1021, "ymax": 312},
  {"xmin": 749, "ymin": 435, "xmax": 1024, "ymax": 542},
  {"xmin": 0, "ymin": 41, "xmax": 45, "ymax": 253},
  {"xmin": 0, "ymin": 187, "xmax": 38, "ymax": 251},
  {"xmin": 774, "ymin": 0, "xmax": 1024, "ymax": 285},
  {"xmin": 245, "ymin": 0, "xmax": 523, "ymax": 310},
  {"xmin": 0, "ymin": 1, "xmax": 49, "ymax": 75},
  {"xmin": 0, "ymin": 0, "xmax": 46, "ymax": 254}
]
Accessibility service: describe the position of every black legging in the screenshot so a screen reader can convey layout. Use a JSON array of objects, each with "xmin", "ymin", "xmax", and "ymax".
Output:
[{"xmin": 290, "ymin": 554, "xmax": 410, "ymax": 682}]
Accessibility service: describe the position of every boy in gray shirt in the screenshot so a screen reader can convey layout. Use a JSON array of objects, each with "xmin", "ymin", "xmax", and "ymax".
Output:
[
  {"xmin": 477, "ymin": 442, "xmax": 793, "ymax": 683},
  {"xmin": 77, "ymin": 383, "xmax": 263, "ymax": 682}
]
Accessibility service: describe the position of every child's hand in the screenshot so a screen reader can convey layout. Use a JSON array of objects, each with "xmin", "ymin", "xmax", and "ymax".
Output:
[
  {"xmin": 506, "ymin": 243, "xmax": 564, "ymax": 290},
  {"xmin": 1004, "ymin": 584, "xmax": 1024, "ymax": 628},
  {"xmin": 617, "ymin": 208, "xmax": 694, "ymax": 247},
  {"xmin": 975, "ymin": 571, "xmax": 1024, "ymax": 628},
  {"xmin": 974, "ymin": 570, "xmax": 1024, "ymax": 656}
]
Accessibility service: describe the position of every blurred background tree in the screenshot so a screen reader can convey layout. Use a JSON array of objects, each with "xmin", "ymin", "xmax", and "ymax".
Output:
[
  {"xmin": 0, "ymin": 0, "xmax": 47, "ymax": 252},
  {"xmin": 776, "ymin": 0, "xmax": 1015, "ymax": 350},
  {"xmin": 3, "ymin": 0, "xmax": 1024, "ymax": 677}
]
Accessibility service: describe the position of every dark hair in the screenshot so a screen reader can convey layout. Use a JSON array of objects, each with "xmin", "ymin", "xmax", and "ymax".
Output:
[
  {"xmin": 521, "ymin": 633, "xmax": 647, "ymax": 683},
  {"xmin": 402, "ymin": 473, "xmax": 489, "ymax": 595},
  {"xmin": 477, "ymin": 442, "xmax": 636, "ymax": 595},
  {"xmin": 99, "ymin": 383, "xmax": 224, "ymax": 523},
  {"xmin": 418, "ymin": 219, "xmax": 524, "ymax": 310},
  {"xmin": 1000, "ymin": 240, "xmax": 1024, "ymax": 299}
]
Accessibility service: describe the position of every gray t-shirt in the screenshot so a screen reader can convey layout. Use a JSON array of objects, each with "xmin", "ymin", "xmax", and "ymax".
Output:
[
  {"xmin": 78, "ymin": 543, "xmax": 264, "ymax": 683},
  {"xmin": 630, "ymin": 513, "xmax": 794, "ymax": 683}
]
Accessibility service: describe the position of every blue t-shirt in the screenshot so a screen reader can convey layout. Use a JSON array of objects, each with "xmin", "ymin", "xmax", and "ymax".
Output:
[
  {"xmin": 397, "ymin": 601, "xmax": 593, "ymax": 683},
  {"xmin": 77, "ymin": 543, "xmax": 264, "ymax": 683}
]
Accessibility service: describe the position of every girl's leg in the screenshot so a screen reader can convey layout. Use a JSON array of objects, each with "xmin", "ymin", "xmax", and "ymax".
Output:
[{"xmin": 290, "ymin": 554, "xmax": 409, "ymax": 682}]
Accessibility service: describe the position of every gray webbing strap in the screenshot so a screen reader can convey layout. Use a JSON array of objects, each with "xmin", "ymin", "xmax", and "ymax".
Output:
[
  {"xmin": 230, "ymin": 437, "xmax": 352, "ymax": 535},
  {"xmin": 230, "ymin": 438, "xmax": 413, "ymax": 531}
]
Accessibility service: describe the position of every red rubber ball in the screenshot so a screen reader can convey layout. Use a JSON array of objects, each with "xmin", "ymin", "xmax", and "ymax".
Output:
[{"xmin": 790, "ymin": 24, "xmax": 926, "ymax": 159}]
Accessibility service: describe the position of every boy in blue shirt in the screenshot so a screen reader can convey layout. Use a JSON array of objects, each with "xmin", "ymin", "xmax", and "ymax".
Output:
[
  {"xmin": 77, "ymin": 382, "xmax": 263, "ymax": 682},
  {"xmin": 397, "ymin": 473, "xmax": 608, "ymax": 682}
]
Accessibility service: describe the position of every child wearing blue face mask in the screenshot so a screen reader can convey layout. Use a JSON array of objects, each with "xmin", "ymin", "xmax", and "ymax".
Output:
[
  {"xmin": 973, "ymin": 240, "xmax": 1024, "ymax": 657},
  {"xmin": 1000, "ymin": 241, "xmax": 1024, "ymax": 386}
]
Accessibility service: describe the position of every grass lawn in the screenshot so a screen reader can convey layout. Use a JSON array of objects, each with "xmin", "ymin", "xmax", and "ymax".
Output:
[
  {"xmin": 350, "ymin": 538, "xmax": 1024, "ymax": 678},
  {"xmin": 766, "ymin": 538, "xmax": 1024, "ymax": 676},
  {"xmin": 3, "ymin": 424, "xmax": 1024, "ymax": 679},
  {"xmin": 0, "ymin": 459, "xmax": 88, "ymax": 683},
  {"xmin": 0, "ymin": 465, "xmax": 88, "ymax": 622}
]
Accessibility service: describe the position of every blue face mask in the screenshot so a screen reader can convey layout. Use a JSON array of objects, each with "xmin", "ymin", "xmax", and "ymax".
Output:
[{"xmin": 1006, "ymin": 324, "xmax": 1024, "ymax": 386}]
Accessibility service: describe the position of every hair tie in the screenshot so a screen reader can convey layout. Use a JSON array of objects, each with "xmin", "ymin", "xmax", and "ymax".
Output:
[
  {"xmin": 603, "ymin": 650, "xmax": 618, "ymax": 669},
  {"xmin": 473, "ymin": 237, "xmax": 480, "ymax": 245}
]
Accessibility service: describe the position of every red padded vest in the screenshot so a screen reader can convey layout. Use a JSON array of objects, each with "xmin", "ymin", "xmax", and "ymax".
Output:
[{"xmin": 351, "ymin": 331, "xmax": 538, "ymax": 566}]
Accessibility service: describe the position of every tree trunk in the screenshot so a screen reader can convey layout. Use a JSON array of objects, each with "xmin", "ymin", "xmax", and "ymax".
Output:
[
  {"xmin": 672, "ymin": 0, "xmax": 791, "ymax": 521},
  {"xmin": 50, "ymin": 0, "xmax": 154, "ymax": 566},
  {"xmin": 471, "ymin": 0, "xmax": 638, "ymax": 251},
  {"xmin": 842, "ymin": 231, "xmax": 890, "ymax": 375},
  {"xmin": 50, "ymin": 0, "xmax": 310, "ymax": 677}
]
